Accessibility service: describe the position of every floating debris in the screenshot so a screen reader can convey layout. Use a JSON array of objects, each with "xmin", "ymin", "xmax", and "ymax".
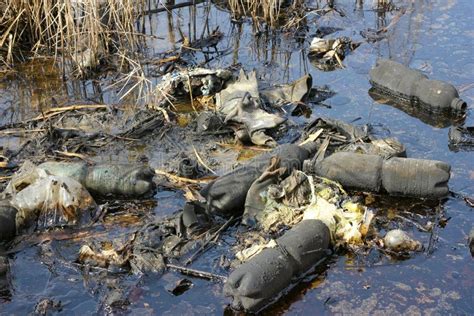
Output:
[
  {"xmin": 216, "ymin": 70, "xmax": 286, "ymax": 147},
  {"xmin": 152, "ymin": 68, "xmax": 233, "ymax": 108},
  {"xmin": 383, "ymin": 229, "xmax": 422, "ymax": 253},
  {"xmin": 310, "ymin": 152, "xmax": 450, "ymax": 198},
  {"xmin": 225, "ymin": 219, "xmax": 330, "ymax": 313},
  {"xmin": 5, "ymin": 161, "xmax": 96, "ymax": 232},
  {"xmin": 448, "ymin": 126, "xmax": 474, "ymax": 151},
  {"xmin": 39, "ymin": 162, "xmax": 156, "ymax": 197},
  {"xmin": 309, "ymin": 37, "xmax": 359, "ymax": 71}
]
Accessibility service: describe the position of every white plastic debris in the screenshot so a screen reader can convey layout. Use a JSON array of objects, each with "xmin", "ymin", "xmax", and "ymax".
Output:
[
  {"xmin": 235, "ymin": 239, "xmax": 277, "ymax": 262},
  {"xmin": 5, "ymin": 160, "xmax": 95, "ymax": 230},
  {"xmin": 383, "ymin": 229, "xmax": 422, "ymax": 252}
]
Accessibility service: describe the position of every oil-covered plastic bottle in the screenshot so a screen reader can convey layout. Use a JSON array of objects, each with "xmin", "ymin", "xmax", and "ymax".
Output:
[{"xmin": 369, "ymin": 59, "xmax": 466, "ymax": 111}]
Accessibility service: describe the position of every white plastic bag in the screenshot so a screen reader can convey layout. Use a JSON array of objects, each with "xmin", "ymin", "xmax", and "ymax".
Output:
[{"xmin": 6, "ymin": 161, "xmax": 96, "ymax": 230}]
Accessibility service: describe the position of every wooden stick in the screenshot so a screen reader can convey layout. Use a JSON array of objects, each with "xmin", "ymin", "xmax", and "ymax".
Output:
[
  {"xmin": 426, "ymin": 205, "xmax": 441, "ymax": 255},
  {"xmin": 53, "ymin": 150, "xmax": 90, "ymax": 161},
  {"xmin": 142, "ymin": 1, "xmax": 206, "ymax": 15},
  {"xmin": 166, "ymin": 263, "xmax": 227, "ymax": 281},
  {"xmin": 394, "ymin": 215, "xmax": 429, "ymax": 232},
  {"xmin": 299, "ymin": 128, "xmax": 323, "ymax": 146},
  {"xmin": 216, "ymin": 142, "xmax": 271, "ymax": 152},
  {"xmin": 184, "ymin": 216, "xmax": 236, "ymax": 266},
  {"xmin": 155, "ymin": 169, "xmax": 216, "ymax": 184},
  {"xmin": 0, "ymin": 176, "xmax": 12, "ymax": 182},
  {"xmin": 27, "ymin": 104, "xmax": 108, "ymax": 123},
  {"xmin": 334, "ymin": 51, "xmax": 345, "ymax": 68},
  {"xmin": 193, "ymin": 145, "xmax": 216, "ymax": 175},
  {"xmin": 0, "ymin": 129, "xmax": 45, "ymax": 135}
]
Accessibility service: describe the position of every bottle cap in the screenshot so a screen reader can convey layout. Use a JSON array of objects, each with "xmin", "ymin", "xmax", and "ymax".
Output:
[{"xmin": 451, "ymin": 98, "xmax": 467, "ymax": 111}]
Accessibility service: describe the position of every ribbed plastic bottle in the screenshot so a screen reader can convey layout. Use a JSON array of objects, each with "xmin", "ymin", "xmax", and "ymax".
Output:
[
  {"xmin": 313, "ymin": 152, "xmax": 451, "ymax": 198},
  {"xmin": 224, "ymin": 219, "xmax": 330, "ymax": 312},
  {"xmin": 38, "ymin": 162, "xmax": 155, "ymax": 197},
  {"xmin": 370, "ymin": 59, "xmax": 466, "ymax": 111}
]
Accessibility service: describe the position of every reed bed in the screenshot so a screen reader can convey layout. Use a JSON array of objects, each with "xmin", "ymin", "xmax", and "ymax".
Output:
[
  {"xmin": 0, "ymin": 0, "xmax": 146, "ymax": 76},
  {"xmin": 227, "ymin": 0, "xmax": 306, "ymax": 30}
]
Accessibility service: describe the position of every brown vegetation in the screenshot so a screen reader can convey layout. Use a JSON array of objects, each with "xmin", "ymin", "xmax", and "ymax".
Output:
[
  {"xmin": 0, "ymin": 0, "xmax": 146, "ymax": 76},
  {"xmin": 227, "ymin": 0, "xmax": 306, "ymax": 29}
]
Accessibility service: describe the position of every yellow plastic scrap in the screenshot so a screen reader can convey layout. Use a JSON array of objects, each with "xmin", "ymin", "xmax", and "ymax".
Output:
[
  {"xmin": 317, "ymin": 187, "xmax": 334, "ymax": 201},
  {"xmin": 255, "ymin": 198, "xmax": 301, "ymax": 232},
  {"xmin": 303, "ymin": 197, "xmax": 338, "ymax": 241},
  {"xmin": 235, "ymin": 239, "xmax": 277, "ymax": 262},
  {"xmin": 342, "ymin": 201, "xmax": 364, "ymax": 213},
  {"xmin": 252, "ymin": 172, "xmax": 373, "ymax": 249},
  {"xmin": 303, "ymin": 178, "xmax": 373, "ymax": 246}
]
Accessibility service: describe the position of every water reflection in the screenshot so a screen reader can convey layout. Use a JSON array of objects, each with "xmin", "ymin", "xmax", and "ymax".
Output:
[
  {"xmin": 0, "ymin": 0, "xmax": 426, "ymax": 122},
  {"xmin": 368, "ymin": 87, "xmax": 466, "ymax": 128}
]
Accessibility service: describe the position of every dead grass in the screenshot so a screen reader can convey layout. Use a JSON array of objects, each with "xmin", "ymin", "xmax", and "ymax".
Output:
[
  {"xmin": 0, "ymin": 0, "xmax": 146, "ymax": 77},
  {"xmin": 227, "ymin": 0, "xmax": 306, "ymax": 30}
]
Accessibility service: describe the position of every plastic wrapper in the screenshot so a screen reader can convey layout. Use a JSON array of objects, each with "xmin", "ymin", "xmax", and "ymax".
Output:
[
  {"xmin": 250, "ymin": 170, "xmax": 374, "ymax": 245},
  {"xmin": 216, "ymin": 70, "xmax": 286, "ymax": 147},
  {"xmin": 11, "ymin": 174, "xmax": 95, "ymax": 230},
  {"xmin": 4, "ymin": 161, "xmax": 95, "ymax": 231},
  {"xmin": 301, "ymin": 117, "xmax": 407, "ymax": 159}
]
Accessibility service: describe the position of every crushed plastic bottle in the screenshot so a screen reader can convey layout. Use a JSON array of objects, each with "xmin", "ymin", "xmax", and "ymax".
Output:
[
  {"xmin": 10, "ymin": 174, "xmax": 96, "ymax": 230},
  {"xmin": 3, "ymin": 161, "xmax": 96, "ymax": 231}
]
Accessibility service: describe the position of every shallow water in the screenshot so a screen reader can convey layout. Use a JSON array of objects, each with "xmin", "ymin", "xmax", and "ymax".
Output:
[{"xmin": 1, "ymin": 0, "xmax": 473, "ymax": 314}]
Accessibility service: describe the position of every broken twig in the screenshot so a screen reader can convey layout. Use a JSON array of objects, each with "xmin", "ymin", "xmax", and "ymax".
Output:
[
  {"xmin": 184, "ymin": 216, "xmax": 236, "ymax": 266},
  {"xmin": 155, "ymin": 169, "xmax": 216, "ymax": 184},
  {"xmin": 193, "ymin": 145, "xmax": 216, "ymax": 175},
  {"xmin": 166, "ymin": 263, "xmax": 227, "ymax": 281}
]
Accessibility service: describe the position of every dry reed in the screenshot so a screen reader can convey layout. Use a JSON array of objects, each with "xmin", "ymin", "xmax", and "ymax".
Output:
[
  {"xmin": 227, "ymin": 0, "xmax": 306, "ymax": 30},
  {"xmin": 0, "ymin": 0, "xmax": 146, "ymax": 77}
]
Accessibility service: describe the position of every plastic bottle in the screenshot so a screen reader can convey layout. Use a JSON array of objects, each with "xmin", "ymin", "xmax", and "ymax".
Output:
[
  {"xmin": 224, "ymin": 219, "xmax": 330, "ymax": 312},
  {"xmin": 38, "ymin": 162, "xmax": 155, "ymax": 197},
  {"xmin": 313, "ymin": 152, "xmax": 450, "ymax": 198},
  {"xmin": 201, "ymin": 143, "xmax": 317, "ymax": 216},
  {"xmin": 369, "ymin": 59, "xmax": 466, "ymax": 111}
]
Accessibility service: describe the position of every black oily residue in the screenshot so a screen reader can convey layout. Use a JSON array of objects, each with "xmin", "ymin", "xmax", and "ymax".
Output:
[{"xmin": 0, "ymin": 0, "xmax": 473, "ymax": 315}]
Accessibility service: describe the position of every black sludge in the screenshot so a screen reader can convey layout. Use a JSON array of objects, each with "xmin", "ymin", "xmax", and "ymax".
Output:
[
  {"xmin": 224, "ymin": 219, "xmax": 330, "ymax": 313},
  {"xmin": 0, "ymin": 201, "xmax": 17, "ymax": 241},
  {"xmin": 200, "ymin": 144, "xmax": 314, "ymax": 216}
]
